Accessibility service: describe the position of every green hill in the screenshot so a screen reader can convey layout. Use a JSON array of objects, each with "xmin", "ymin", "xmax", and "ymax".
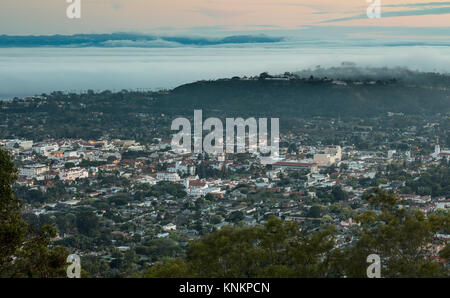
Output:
[{"xmin": 155, "ymin": 76, "xmax": 450, "ymax": 117}]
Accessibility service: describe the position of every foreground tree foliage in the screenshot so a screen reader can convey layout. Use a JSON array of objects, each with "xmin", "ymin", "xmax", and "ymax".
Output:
[
  {"xmin": 342, "ymin": 190, "xmax": 449, "ymax": 277},
  {"xmin": 144, "ymin": 190, "xmax": 449, "ymax": 278},
  {"xmin": 0, "ymin": 148, "xmax": 69, "ymax": 277}
]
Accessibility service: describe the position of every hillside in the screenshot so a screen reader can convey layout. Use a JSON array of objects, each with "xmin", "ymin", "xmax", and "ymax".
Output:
[
  {"xmin": 154, "ymin": 75, "xmax": 450, "ymax": 117},
  {"xmin": 1, "ymin": 69, "xmax": 449, "ymax": 141}
]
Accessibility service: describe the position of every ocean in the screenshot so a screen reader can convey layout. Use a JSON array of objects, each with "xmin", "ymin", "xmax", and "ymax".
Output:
[{"xmin": 1, "ymin": 46, "xmax": 449, "ymax": 100}]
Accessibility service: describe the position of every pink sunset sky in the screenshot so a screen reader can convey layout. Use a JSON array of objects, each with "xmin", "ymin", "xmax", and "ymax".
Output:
[{"xmin": 0, "ymin": 0, "xmax": 449, "ymax": 35}]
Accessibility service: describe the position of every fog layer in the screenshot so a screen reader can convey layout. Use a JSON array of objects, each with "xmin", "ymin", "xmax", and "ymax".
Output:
[{"xmin": 1, "ymin": 46, "xmax": 449, "ymax": 99}]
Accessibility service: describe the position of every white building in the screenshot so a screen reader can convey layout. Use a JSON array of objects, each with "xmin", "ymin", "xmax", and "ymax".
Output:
[
  {"xmin": 399, "ymin": 194, "xmax": 432, "ymax": 204},
  {"xmin": 184, "ymin": 179, "xmax": 223, "ymax": 196},
  {"xmin": 162, "ymin": 223, "xmax": 177, "ymax": 232},
  {"xmin": 432, "ymin": 142, "xmax": 450, "ymax": 160},
  {"xmin": 35, "ymin": 143, "xmax": 59, "ymax": 156},
  {"xmin": 156, "ymin": 171, "xmax": 180, "ymax": 182},
  {"xmin": 388, "ymin": 150, "xmax": 397, "ymax": 159},
  {"xmin": 58, "ymin": 167, "xmax": 89, "ymax": 181},
  {"xmin": 64, "ymin": 151, "xmax": 80, "ymax": 158},
  {"xmin": 314, "ymin": 153, "xmax": 336, "ymax": 165},
  {"xmin": 168, "ymin": 161, "xmax": 195, "ymax": 175},
  {"xmin": 432, "ymin": 143, "xmax": 441, "ymax": 159},
  {"xmin": 313, "ymin": 146, "xmax": 342, "ymax": 166},
  {"xmin": 266, "ymin": 169, "xmax": 282, "ymax": 179},
  {"xmin": 185, "ymin": 180, "xmax": 208, "ymax": 196},
  {"xmin": 436, "ymin": 199, "xmax": 450, "ymax": 209},
  {"xmin": 19, "ymin": 164, "xmax": 49, "ymax": 178},
  {"xmin": 4, "ymin": 139, "xmax": 33, "ymax": 150},
  {"xmin": 137, "ymin": 175, "xmax": 157, "ymax": 185},
  {"xmin": 325, "ymin": 146, "xmax": 342, "ymax": 161},
  {"xmin": 340, "ymin": 218, "xmax": 360, "ymax": 227}
]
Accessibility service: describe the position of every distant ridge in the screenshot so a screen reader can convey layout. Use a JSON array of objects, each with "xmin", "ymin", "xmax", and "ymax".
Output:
[
  {"xmin": 0, "ymin": 33, "xmax": 283, "ymax": 48},
  {"xmin": 2, "ymin": 68, "xmax": 449, "ymax": 118}
]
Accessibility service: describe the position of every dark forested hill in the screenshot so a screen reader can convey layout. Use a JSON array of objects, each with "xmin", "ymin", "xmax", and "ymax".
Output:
[
  {"xmin": 0, "ymin": 70, "xmax": 449, "ymax": 141},
  {"xmin": 154, "ymin": 76, "xmax": 450, "ymax": 118}
]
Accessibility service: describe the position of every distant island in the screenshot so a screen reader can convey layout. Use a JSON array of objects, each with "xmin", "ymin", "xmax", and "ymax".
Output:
[{"xmin": 0, "ymin": 33, "xmax": 283, "ymax": 47}]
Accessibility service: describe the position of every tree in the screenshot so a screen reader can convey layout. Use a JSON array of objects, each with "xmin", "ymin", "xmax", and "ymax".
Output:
[
  {"xmin": 107, "ymin": 156, "xmax": 116, "ymax": 163},
  {"xmin": 258, "ymin": 72, "xmax": 271, "ymax": 80},
  {"xmin": 227, "ymin": 211, "xmax": 244, "ymax": 223},
  {"xmin": 342, "ymin": 189, "xmax": 449, "ymax": 278},
  {"xmin": 0, "ymin": 148, "xmax": 69, "ymax": 277},
  {"xmin": 76, "ymin": 210, "xmax": 99, "ymax": 236},
  {"xmin": 331, "ymin": 186, "xmax": 348, "ymax": 202},
  {"xmin": 0, "ymin": 147, "xmax": 27, "ymax": 274},
  {"xmin": 143, "ymin": 259, "xmax": 189, "ymax": 278},
  {"xmin": 210, "ymin": 215, "xmax": 223, "ymax": 225},
  {"xmin": 144, "ymin": 217, "xmax": 339, "ymax": 278},
  {"xmin": 64, "ymin": 162, "xmax": 76, "ymax": 169},
  {"xmin": 307, "ymin": 205, "xmax": 322, "ymax": 218},
  {"xmin": 143, "ymin": 191, "xmax": 449, "ymax": 278}
]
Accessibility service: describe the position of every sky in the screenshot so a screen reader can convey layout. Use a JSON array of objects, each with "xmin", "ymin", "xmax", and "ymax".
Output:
[
  {"xmin": 0, "ymin": 0, "xmax": 449, "ymax": 37},
  {"xmin": 0, "ymin": 1, "xmax": 449, "ymax": 99}
]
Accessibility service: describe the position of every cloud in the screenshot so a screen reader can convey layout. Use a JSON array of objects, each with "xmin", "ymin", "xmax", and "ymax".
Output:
[
  {"xmin": 186, "ymin": 25, "xmax": 232, "ymax": 31},
  {"xmin": 112, "ymin": 1, "xmax": 123, "ymax": 10},
  {"xmin": 99, "ymin": 39, "xmax": 180, "ymax": 48},
  {"xmin": 0, "ymin": 33, "xmax": 284, "ymax": 48},
  {"xmin": 188, "ymin": 9, "xmax": 251, "ymax": 18},
  {"xmin": 322, "ymin": 6, "xmax": 450, "ymax": 23},
  {"xmin": 294, "ymin": 64, "xmax": 450, "ymax": 82},
  {"xmin": 243, "ymin": 24, "xmax": 280, "ymax": 28},
  {"xmin": 1, "ymin": 46, "xmax": 450, "ymax": 99},
  {"xmin": 385, "ymin": 1, "xmax": 450, "ymax": 8}
]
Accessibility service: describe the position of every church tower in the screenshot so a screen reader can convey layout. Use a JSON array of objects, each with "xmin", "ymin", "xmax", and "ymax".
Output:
[{"xmin": 433, "ymin": 138, "xmax": 440, "ymax": 158}]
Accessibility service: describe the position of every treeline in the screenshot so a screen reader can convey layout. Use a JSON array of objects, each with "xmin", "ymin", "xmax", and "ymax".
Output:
[{"xmin": 144, "ymin": 190, "xmax": 450, "ymax": 278}]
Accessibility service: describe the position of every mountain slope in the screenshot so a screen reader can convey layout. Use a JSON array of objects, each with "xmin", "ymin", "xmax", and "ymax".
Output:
[{"xmin": 155, "ymin": 77, "xmax": 450, "ymax": 117}]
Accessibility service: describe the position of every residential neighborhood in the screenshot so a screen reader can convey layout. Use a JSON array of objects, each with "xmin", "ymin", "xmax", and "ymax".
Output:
[{"xmin": 1, "ymin": 109, "xmax": 449, "ymax": 277}]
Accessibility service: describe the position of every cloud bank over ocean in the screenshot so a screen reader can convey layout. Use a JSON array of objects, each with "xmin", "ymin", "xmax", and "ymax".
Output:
[
  {"xmin": 1, "ymin": 46, "xmax": 449, "ymax": 100},
  {"xmin": 0, "ymin": 33, "xmax": 284, "ymax": 48},
  {"xmin": 1, "ymin": 26, "xmax": 449, "ymax": 48},
  {"xmin": 0, "ymin": 25, "xmax": 448, "ymax": 100}
]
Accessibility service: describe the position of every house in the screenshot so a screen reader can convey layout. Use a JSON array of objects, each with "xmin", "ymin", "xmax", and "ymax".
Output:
[
  {"xmin": 340, "ymin": 218, "xmax": 360, "ymax": 227},
  {"xmin": 156, "ymin": 171, "xmax": 180, "ymax": 182},
  {"xmin": 185, "ymin": 180, "xmax": 208, "ymax": 196},
  {"xmin": 19, "ymin": 164, "xmax": 49, "ymax": 178},
  {"xmin": 398, "ymin": 194, "xmax": 431, "ymax": 204},
  {"xmin": 162, "ymin": 223, "xmax": 177, "ymax": 232},
  {"xmin": 4, "ymin": 139, "xmax": 33, "ymax": 150},
  {"xmin": 58, "ymin": 167, "xmax": 89, "ymax": 181},
  {"xmin": 168, "ymin": 160, "xmax": 195, "ymax": 175},
  {"xmin": 436, "ymin": 199, "xmax": 450, "ymax": 209},
  {"xmin": 34, "ymin": 143, "xmax": 59, "ymax": 156},
  {"xmin": 137, "ymin": 175, "xmax": 157, "ymax": 185}
]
